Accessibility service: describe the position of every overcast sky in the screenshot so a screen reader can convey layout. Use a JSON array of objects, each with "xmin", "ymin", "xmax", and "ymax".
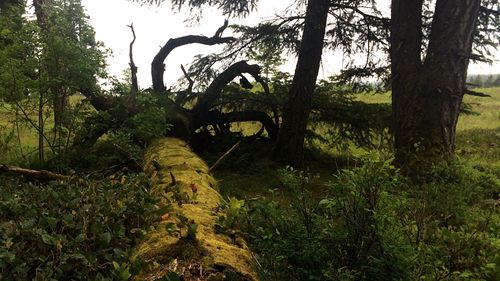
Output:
[{"xmin": 81, "ymin": 0, "xmax": 499, "ymax": 88}]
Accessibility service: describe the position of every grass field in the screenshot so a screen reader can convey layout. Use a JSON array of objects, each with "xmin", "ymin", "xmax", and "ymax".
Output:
[
  {"xmin": 0, "ymin": 95, "xmax": 89, "ymax": 164},
  {"xmin": 357, "ymin": 87, "xmax": 500, "ymax": 130},
  {"xmin": 1, "ymin": 88, "xmax": 498, "ymax": 169}
]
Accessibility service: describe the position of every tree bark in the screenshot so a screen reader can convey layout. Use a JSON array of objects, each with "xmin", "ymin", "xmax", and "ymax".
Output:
[
  {"xmin": 274, "ymin": 0, "xmax": 329, "ymax": 168},
  {"xmin": 391, "ymin": 0, "xmax": 481, "ymax": 169}
]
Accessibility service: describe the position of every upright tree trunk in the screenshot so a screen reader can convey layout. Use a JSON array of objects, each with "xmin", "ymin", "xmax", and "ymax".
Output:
[
  {"xmin": 33, "ymin": 0, "xmax": 69, "ymax": 150},
  {"xmin": 38, "ymin": 91, "xmax": 45, "ymax": 163},
  {"xmin": 391, "ymin": 0, "xmax": 480, "ymax": 170},
  {"xmin": 274, "ymin": 0, "xmax": 329, "ymax": 168}
]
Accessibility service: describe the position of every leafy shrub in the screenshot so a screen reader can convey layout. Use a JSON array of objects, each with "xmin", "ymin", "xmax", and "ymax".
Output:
[
  {"xmin": 239, "ymin": 158, "xmax": 500, "ymax": 280},
  {"xmin": 65, "ymin": 93, "xmax": 172, "ymax": 174},
  {"xmin": 401, "ymin": 163, "xmax": 500, "ymax": 280},
  {"xmin": 126, "ymin": 94, "xmax": 172, "ymax": 146},
  {"xmin": 239, "ymin": 158, "xmax": 412, "ymax": 280},
  {"xmin": 0, "ymin": 174, "xmax": 162, "ymax": 280}
]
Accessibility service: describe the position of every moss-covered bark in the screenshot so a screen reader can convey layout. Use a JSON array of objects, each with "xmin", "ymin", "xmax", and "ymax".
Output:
[{"xmin": 132, "ymin": 137, "xmax": 258, "ymax": 280}]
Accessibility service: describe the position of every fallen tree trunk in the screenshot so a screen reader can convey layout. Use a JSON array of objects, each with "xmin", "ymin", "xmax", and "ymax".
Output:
[{"xmin": 132, "ymin": 137, "xmax": 258, "ymax": 280}]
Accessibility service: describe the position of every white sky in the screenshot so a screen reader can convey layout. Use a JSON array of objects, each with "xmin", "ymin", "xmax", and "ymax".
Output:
[{"xmin": 81, "ymin": 0, "xmax": 499, "ymax": 88}]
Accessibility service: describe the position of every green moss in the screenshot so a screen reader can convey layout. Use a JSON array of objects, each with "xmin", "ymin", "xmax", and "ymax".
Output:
[{"xmin": 133, "ymin": 137, "xmax": 258, "ymax": 281}]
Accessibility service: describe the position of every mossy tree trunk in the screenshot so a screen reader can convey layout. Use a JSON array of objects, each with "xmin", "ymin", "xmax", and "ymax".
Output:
[{"xmin": 132, "ymin": 137, "xmax": 258, "ymax": 281}]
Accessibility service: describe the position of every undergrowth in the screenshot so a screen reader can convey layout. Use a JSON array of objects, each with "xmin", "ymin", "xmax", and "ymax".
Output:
[
  {"xmin": 219, "ymin": 157, "xmax": 500, "ymax": 280},
  {"xmin": 0, "ymin": 173, "xmax": 163, "ymax": 280}
]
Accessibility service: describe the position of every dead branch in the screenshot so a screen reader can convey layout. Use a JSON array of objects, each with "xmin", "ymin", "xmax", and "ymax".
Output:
[
  {"xmin": 239, "ymin": 74, "xmax": 254, "ymax": 89},
  {"xmin": 214, "ymin": 19, "xmax": 229, "ymax": 38},
  {"xmin": 169, "ymin": 171, "xmax": 176, "ymax": 186},
  {"xmin": 175, "ymin": 64, "xmax": 194, "ymax": 105},
  {"xmin": 0, "ymin": 164, "xmax": 70, "ymax": 181},
  {"xmin": 465, "ymin": 89, "xmax": 491, "ymax": 97},
  {"xmin": 127, "ymin": 23, "xmax": 139, "ymax": 94},
  {"xmin": 13, "ymin": 101, "xmax": 56, "ymax": 155},
  {"xmin": 181, "ymin": 64, "xmax": 194, "ymax": 92},
  {"xmin": 209, "ymin": 140, "xmax": 241, "ymax": 172},
  {"xmin": 458, "ymin": 52, "xmax": 493, "ymax": 63},
  {"xmin": 152, "ymin": 20, "xmax": 235, "ymax": 92},
  {"xmin": 78, "ymin": 87, "xmax": 115, "ymax": 111},
  {"xmin": 191, "ymin": 60, "xmax": 262, "ymax": 115},
  {"xmin": 195, "ymin": 109, "xmax": 278, "ymax": 140},
  {"xmin": 253, "ymin": 74, "xmax": 280, "ymax": 129},
  {"xmin": 465, "ymin": 82, "xmax": 481, "ymax": 88}
]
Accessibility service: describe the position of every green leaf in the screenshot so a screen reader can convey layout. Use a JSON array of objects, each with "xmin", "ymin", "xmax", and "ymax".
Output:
[
  {"xmin": 41, "ymin": 233, "xmax": 55, "ymax": 245},
  {"xmin": 75, "ymin": 233, "xmax": 85, "ymax": 243},
  {"xmin": 165, "ymin": 222, "xmax": 177, "ymax": 235},
  {"xmin": 119, "ymin": 266, "xmax": 131, "ymax": 280},
  {"xmin": 113, "ymin": 261, "xmax": 120, "ymax": 270},
  {"xmin": 99, "ymin": 232, "xmax": 112, "ymax": 245}
]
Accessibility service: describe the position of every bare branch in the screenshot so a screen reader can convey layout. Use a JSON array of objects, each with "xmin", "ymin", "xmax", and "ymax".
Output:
[
  {"xmin": 465, "ymin": 89, "xmax": 491, "ymax": 97},
  {"xmin": 181, "ymin": 64, "xmax": 194, "ymax": 91},
  {"xmin": 458, "ymin": 52, "xmax": 493, "ymax": 63},
  {"xmin": 214, "ymin": 19, "xmax": 229, "ymax": 38},
  {"xmin": 152, "ymin": 20, "xmax": 235, "ymax": 92},
  {"xmin": 0, "ymin": 164, "xmax": 70, "ymax": 181},
  {"xmin": 175, "ymin": 65, "xmax": 195, "ymax": 105},
  {"xmin": 479, "ymin": 6, "xmax": 500, "ymax": 16},
  {"xmin": 209, "ymin": 140, "xmax": 241, "ymax": 172},
  {"xmin": 127, "ymin": 23, "xmax": 139, "ymax": 94},
  {"xmin": 195, "ymin": 109, "xmax": 278, "ymax": 140},
  {"xmin": 192, "ymin": 60, "xmax": 261, "ymax": 115}
]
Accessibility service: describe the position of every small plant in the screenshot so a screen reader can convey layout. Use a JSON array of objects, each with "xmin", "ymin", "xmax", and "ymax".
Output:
[
  {"xmin": 0, "ymin": 173, "xmax": 162, "ymax": 280},
  {"xmin": 279, "ymin": 166, "xmax": 319, "ymax": 238},
  {"xmin": 217, "ymin": 197, "xmax": 247, "ymax": 229}
]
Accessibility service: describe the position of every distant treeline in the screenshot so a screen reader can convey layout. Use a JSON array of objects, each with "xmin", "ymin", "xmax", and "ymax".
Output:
[{"xmin": 467, "ymin": 73, "xmax": 500, "ymax": 88}]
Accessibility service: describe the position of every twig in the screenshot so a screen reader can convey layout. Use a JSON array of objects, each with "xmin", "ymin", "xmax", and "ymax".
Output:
[
  {"xmin": 169, "ymin": 171, "xmax": 177, "ymax": 186},
  {"xmin": 13, "ymin": 101, "xmax": 56, "ymax": 155},
  {"xmin": 175, "ymin": 64, "xmax": 194, "ymax": 105},
  {"xmin": 465, "ymin": 89, "xmax": 491, "ymax": 97},
  {"xmin": 181, "ymin": 64, "xmax": 194, "ymax": 92},
  {"xmin": 209, "ymin": 140, "xmax": 241, "ymax": 173},
  {"xmin": 0, "ymin": 163, "xmax": 70, "ymax": 181}
]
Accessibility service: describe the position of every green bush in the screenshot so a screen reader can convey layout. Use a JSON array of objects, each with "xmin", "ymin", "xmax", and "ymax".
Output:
[
  {"xmin": 402, "ymin": 163, "xmax": 500, "ymax": 280},
  {"xmin": 239, "ymin": 158, "xmax": 500, "ymax": 280},
  {"xmin": 239, "ymin": 159, "xmax": 412, "ymax": 280},
  {"xmin": 0, "ymin": 174, "xmax": 162, "ymax": 280}
]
